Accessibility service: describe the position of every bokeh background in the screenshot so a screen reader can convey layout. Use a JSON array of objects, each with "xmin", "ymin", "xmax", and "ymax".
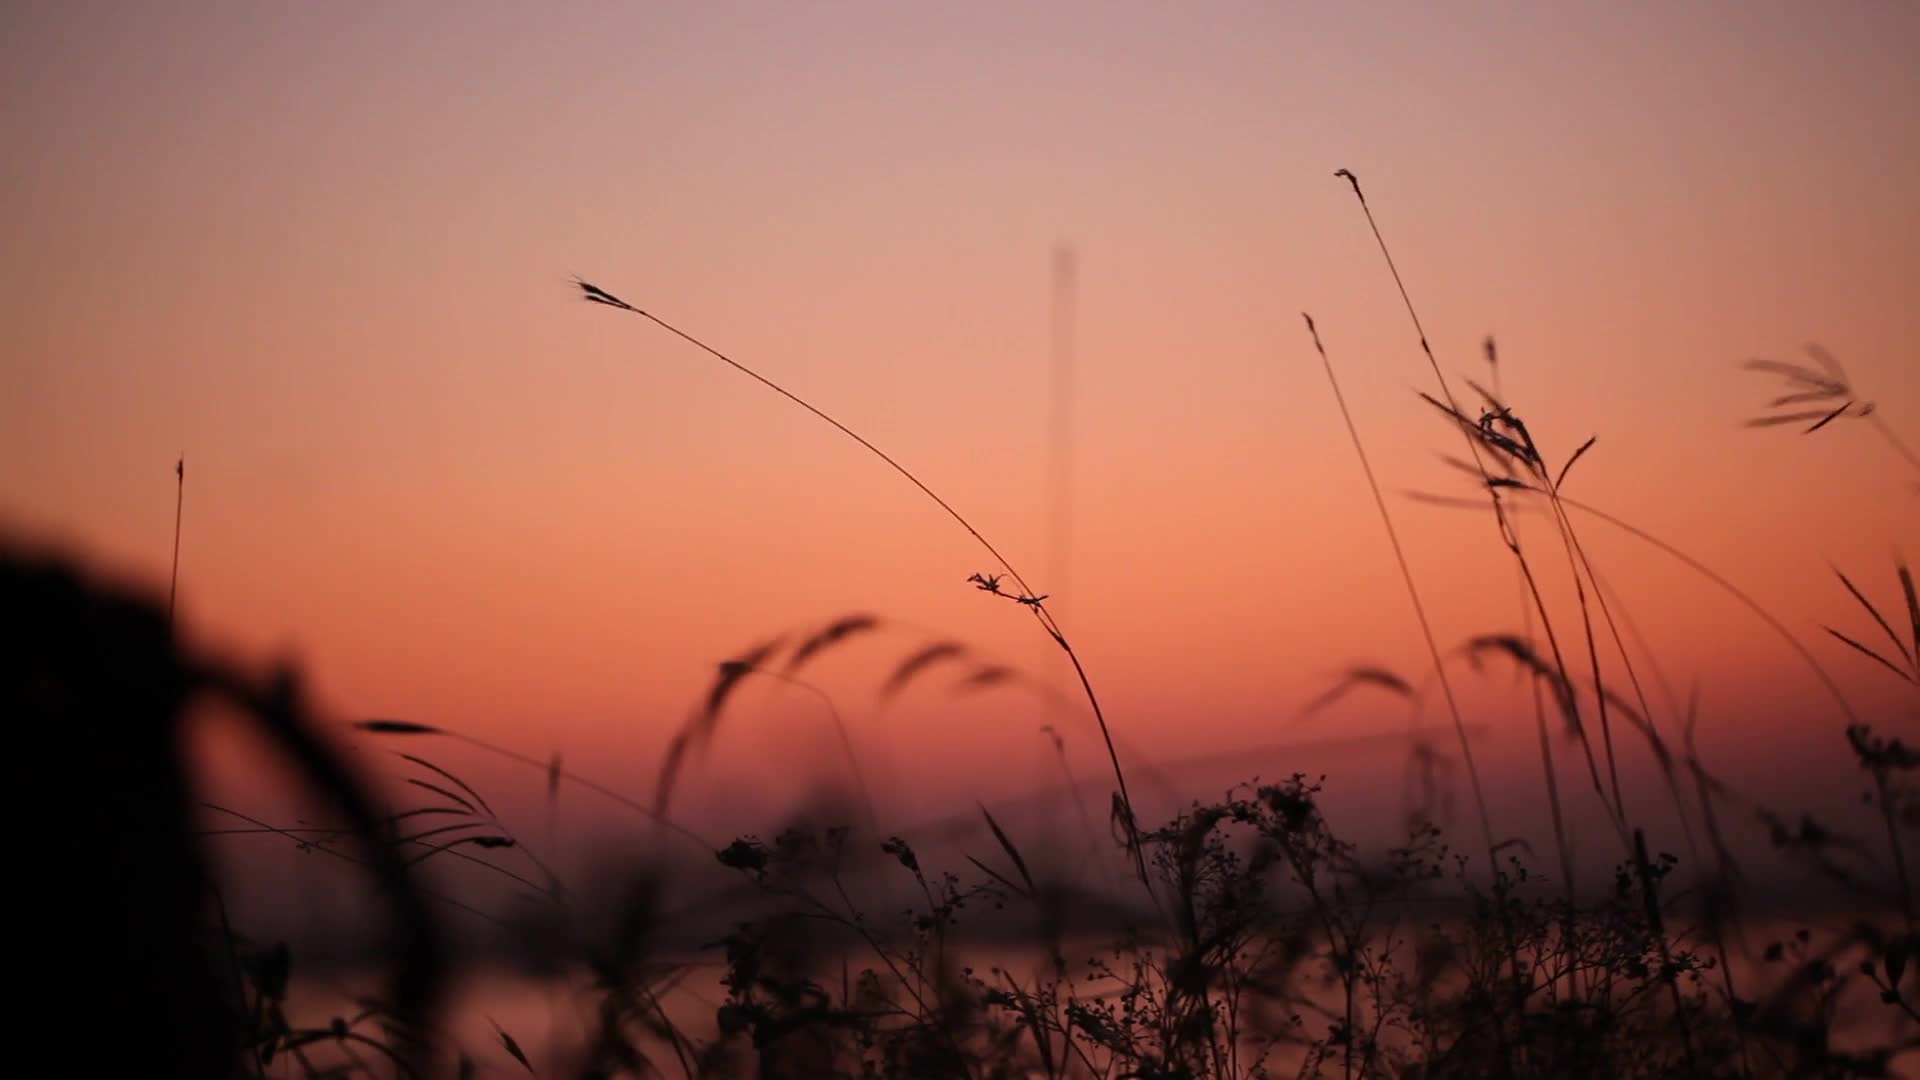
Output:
[{"xmin": 4, "ymin": 3, "xmax": 1916, "ymax": 867}]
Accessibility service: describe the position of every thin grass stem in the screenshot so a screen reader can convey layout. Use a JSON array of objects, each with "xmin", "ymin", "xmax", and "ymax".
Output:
[
  {"xmin": 1298, "ymin": 314, "xmax": 1495, "ymax": 862},
  {"xmin": 1541, "ymin": 493, "xmax": 1861, "ymax": 725},
  {"xmin": 1335, "ymin": 170, "xmax": 1629, "ymax": 848},
  {"xmin": 576, "ymin": 280, "xmax": 1150, "ymax": 888}
]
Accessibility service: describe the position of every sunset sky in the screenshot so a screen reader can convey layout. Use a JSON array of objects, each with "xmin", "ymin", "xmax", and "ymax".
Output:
[{"xmin": 4, "ymin": 3, "xmax": 1917, "ymax": 848}]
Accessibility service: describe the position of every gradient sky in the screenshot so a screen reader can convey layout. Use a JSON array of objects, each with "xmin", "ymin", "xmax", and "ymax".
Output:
[{"xmin": 4, "ymin": 3, "xmax": 1917, "ymax": 843}]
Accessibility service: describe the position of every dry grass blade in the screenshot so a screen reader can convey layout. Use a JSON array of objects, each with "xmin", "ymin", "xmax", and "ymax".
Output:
[
  {"xmin": 1823, "ymin": 627, "xmax": 1915, "ymax": 684},
  {"xmin": 394, "ymin": 821, "xmax": 484, "ymax": 846},
  {"xmin": 1108, "ymin": 792, "xmax": 1138, "ymax": 852},
  {"xmin": 1416, "ymin": 392, "xmax": 1479, "ymax": 431},
  {"xmin": 1465, "ymin": 635, "xmax": 1578, "ymax": 733},
  {"xmin": 359, "ymin": 719, "xmax": 443, "ymax": 736},
  {"xmin": 1832, "ymin": 565, "xmax": 1914, "ymax": 669},
  {"xmin": 387, "ymin": 807, "xmax": 469, "ymax": 825},
  {"xmin": 1803, "ymin": 401, "xmax": 1855, "ymax": 433},
  {"xmin": 1598, "ymin": 686, "xmax": 1672, "ymax": 770},
  {"xmin": 1769, "ymin": 390, "xmax": 1839, "ymax": 408},
  {"xmin": 1742, "ymin": 411, "xmax": 1841, "ymax": 428},
  {"xmin": 1742, "ymin": 357, "xmax": 1844, "ymax": 389},
  {"xmin": 979, "ymin": 803, "xmax": 1037, "ymax": 896},
  {"xmin": 1416, "ymin": 390, "xmax": 1475, "ymax": 426},
  {"xmin": 1902, "ymin": 562, "xmax": 1920, "ymax": 668},
  {"xmin": 1554, "ymin": 435, "xmax": 1597, "ymax": 491},
  {"xmin": 1470, "ymin": 631, "xmax": 1626, "ymax": 836},
  {"xmin": 1299, "ymin": 666, "xmax": 1413, "ymax": 719},
  {"xmin": 406, "ymin": 778, "xmax": 477, "ymax": 815},
  {"xmin": 1404, "ymin": 490, "xmax": 1503, "ymax": 511},
  {"xmin": 659, "ymin": 649, "xmax": 881, "ymax": 830},
  {"xmin": 953, "ymin": 664, "xmax": 1015, "ymax": 692},
  {"xmin": 202, "ymin": 802, "xmax": 510, "ymax": 926},
  {"xmin": 653, "ymin": 731, "xmax": 691, "ymax": 819},
  {"xmin": 490, "ymin": 1016, "xmax": 535, "ymax": 1075},
  {"xmin": 358, "ymin": 717, "xmax": 713, "ymax": 850},
  {"xmin": 964, "ymin": 854, "xmax": 1031, "ymax": 899},
  {"xmin": 404, "ymin": 834, "xmax": 517, "ymax": 869},
  {"xmin": 1463, "ymin": 376, "xmax": 1509, "ymax": 415},
  {"xmin": 702, "ymin": 637, "xmax": 787, "ymax": 729},
  {"xmin": 879, "ymin": 641, "xmax": 967, "ymax": 702},
  {"xmin": 400, "ymin": 754, "xmax": 495, "ymax": 820},
  {"xmin": 1439, "ymin": 450, "xmax": 1515, "ymax": 481},
  {"xmin": 783, "ymin": 613, "xmax": 880, "ymax": 674},
  {"xmin": 1805, "ymin": 342, "xmax": 1848, "ymax": 381}
]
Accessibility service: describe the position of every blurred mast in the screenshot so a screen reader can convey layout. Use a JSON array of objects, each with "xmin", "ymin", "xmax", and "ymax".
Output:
[{"xmin": 1047, "ymin": 244, "xmax": 1077, "ymax": 628}]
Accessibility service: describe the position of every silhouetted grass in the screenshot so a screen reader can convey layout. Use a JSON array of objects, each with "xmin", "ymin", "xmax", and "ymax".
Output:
[
  {"xmin": 10, "ymin": 176, "xmax": 1919, "ymax": 1078},
  {"xmin": 1295, "ymin": 312, "xmax": 1498, "ymax": 876},
  {"xmin": 574, "ymin": 278, "xmax": 1152, "ymax": 890},
  {"xmin": 1743, "ymin": 345, "xmax": 1920, "ymax": 479}
]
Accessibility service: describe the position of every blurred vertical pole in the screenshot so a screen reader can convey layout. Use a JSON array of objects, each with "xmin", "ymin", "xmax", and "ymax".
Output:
[
  {"xmin": 1049, "ymin": 244, "xmax": 1109, "ymax": 882},
  {"xmin": 1047, "ymin": 245, "xmax": 1077, "ymax": 634}
]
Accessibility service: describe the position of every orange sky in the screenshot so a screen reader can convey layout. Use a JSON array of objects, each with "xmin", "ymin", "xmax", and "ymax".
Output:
[{"xmin": 4, "ymin": 3, "xmax": 1917, "ymax": 845}]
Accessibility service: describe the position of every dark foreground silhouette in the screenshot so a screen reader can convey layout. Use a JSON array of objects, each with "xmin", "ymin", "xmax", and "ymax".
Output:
[
  {"xmin": 4, "ymin": 545, "xmax": 445, "ymax": 1077},
  {"xmin": 9, "ymin": 539, "xmax": 1920, "ymax": 1077}
]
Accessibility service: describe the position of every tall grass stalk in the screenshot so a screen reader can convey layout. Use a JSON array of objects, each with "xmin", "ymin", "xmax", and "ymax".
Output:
[
  {"xmin": 1299, "ymin": 315, "xmax": 1530, "ymax": 1076},
  {"xmin": 1531, "ymin": 428, "xmax": 1632, "ymax": 824},
  {"xmin": 1297, "ymin": 314, "xmax": 1495, "ymax": 863},
  {"xmin": 1490, "ymin": 352, "xmax": 1582, "ymax": 984},
  {"xmin": 1480, "ymin": 380, "xmax": 1692, "ymax": 850},
  {"xmin": 1579, "ymin": 558, "xmax": 1705, "ymax": 867},
  {"xmin": 1544, "ymin": 487, "xmax": 1721, "ymax": 917},
  {"xmin": 1478, "ymin": 398, "xmax": 1639, "ymax": 840},
  {"xmin": 573, "ymin": 280, "xmax": 1149, "ymax": 887},
  {"xmin": 1336, "ymin": 170, "xmax": 1631, "ymax": 846}
]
